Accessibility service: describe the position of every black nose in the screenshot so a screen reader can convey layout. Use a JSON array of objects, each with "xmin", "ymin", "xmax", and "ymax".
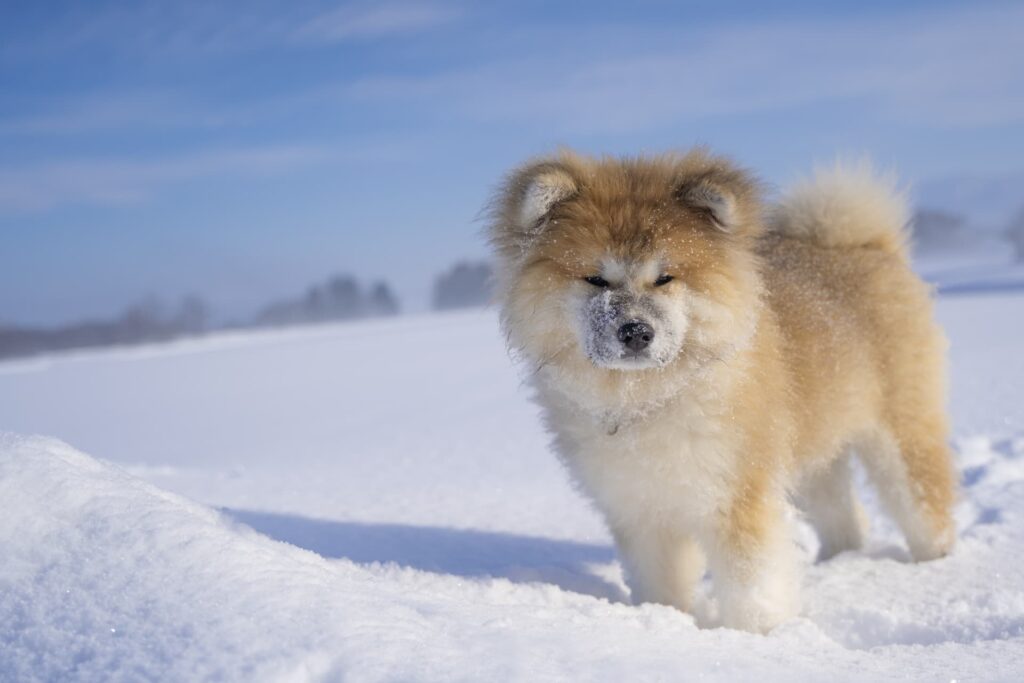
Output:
[{"xmin": 617, "ymin": 321, "xmax": 655, "ymax": 352}]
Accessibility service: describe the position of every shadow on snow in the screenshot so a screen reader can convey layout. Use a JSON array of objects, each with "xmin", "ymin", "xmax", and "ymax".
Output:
[{"xmin": 223, "ymin": 508, "xmax": 626, "ymax": 603}]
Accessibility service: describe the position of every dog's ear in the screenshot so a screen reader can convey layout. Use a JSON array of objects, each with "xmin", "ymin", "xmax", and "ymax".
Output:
[
  {"xmin": 488, "ymin": 156, "xmax": 582, "ymax": 264},
  {"xmin": 508, "ymin": 162, "xmax": 579, "ymax": 234},
  {"xmin": 675, "ymin": 177, "xmax": 739, "ymax": 232}
]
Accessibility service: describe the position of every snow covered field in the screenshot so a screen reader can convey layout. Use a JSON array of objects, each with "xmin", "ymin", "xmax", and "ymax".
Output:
[{"xmin": 3, "ymin": 271, "xmax": 1024, "ymax": 680}]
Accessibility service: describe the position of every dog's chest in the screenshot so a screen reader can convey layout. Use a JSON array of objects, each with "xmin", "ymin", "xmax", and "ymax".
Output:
[{"xmin": 553, "ymin": 400, "xmax": 737, "ymax": 529}]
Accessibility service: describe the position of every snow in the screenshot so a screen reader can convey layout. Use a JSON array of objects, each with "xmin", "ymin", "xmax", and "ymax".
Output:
[{"xmin": 2, "ymin": 278, "xmax": 1024, "ymax": 680}]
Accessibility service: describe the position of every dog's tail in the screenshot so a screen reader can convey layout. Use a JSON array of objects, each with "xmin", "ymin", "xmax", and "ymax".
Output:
[{"xmin": 769, "ymin": 161, "xmax": 910, "ymax": 259}]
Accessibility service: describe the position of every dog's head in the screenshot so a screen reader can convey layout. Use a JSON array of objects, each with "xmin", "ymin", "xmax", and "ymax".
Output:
[{"xmin": 489, "ymin": 150, "xmax": 764, "ymax": 389}]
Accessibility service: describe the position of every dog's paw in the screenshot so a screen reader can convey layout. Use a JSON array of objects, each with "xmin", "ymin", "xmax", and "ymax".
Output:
[
  {"xmin": 718, "ymin": 594, "xmax": 798, "ymax": 634},
  {"xmin": 908, "ymin": 524, "xmax": 955, "ymax": 562},
  {"xmin": 716, "ymin": 572, "xmax": 800, "ymax": 634}
]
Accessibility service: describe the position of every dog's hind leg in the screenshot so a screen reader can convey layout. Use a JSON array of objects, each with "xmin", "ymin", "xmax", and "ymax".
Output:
[
  {"xmin": 858, "ymin": 422, "xmax": 957, "ymax": 561},
  {"xmin": 796, "ymin": 451, "xmax": 869, "ymax": 561}
]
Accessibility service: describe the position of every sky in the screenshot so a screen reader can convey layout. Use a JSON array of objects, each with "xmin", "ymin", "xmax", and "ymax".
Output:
[{"xmin": 1, "ymin": 0, "xmax": 1023, "ymax": 326}]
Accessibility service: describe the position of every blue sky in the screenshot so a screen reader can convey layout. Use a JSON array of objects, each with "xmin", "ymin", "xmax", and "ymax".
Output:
[{"xmin": 2, "ymin": 0, "xmax": 1023, "ymax": 325}]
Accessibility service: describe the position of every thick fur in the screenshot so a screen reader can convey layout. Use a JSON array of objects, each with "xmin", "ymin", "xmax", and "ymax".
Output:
[{"xmin": 488, "ymin": 149, "xmax": 958, "ymax": 633}]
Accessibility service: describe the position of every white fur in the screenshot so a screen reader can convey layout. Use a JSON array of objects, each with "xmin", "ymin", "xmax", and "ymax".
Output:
[
  {"xmin": 771, "ymin": 160, "xmax": 910, "ymax": 254},
  {"xmin": 613, "ymin": 529, "xmax": 706, "ymax": 612},
  {"xmin": 600, "ymin": 258, "xmax": 628, "ymax": 285}
]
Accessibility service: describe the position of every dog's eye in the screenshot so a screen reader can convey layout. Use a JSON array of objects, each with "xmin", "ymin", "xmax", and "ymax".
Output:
[
  {"xmin": 584, "ymin": 276, "xmax": 610, "ymax": 288},
  {"xmin": 654, "ymin": 274, "xmax": 674, "ymax": 287}
]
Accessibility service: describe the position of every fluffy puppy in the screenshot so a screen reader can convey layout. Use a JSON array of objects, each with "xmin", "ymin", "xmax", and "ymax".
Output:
[{"xmin": 487, "ymin": 149, "xmax": 957, "ymax": 633}]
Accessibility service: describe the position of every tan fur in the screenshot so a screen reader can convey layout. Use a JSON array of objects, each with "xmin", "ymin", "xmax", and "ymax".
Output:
[{"xmin": 488, "ymin": 149, "xmax": 958, "ymax": 633}]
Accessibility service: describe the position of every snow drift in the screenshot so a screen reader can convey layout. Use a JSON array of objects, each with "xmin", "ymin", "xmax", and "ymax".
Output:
[{"xmin": 2, "ymin": 293, "xmax": 1024, "ymax": 680}]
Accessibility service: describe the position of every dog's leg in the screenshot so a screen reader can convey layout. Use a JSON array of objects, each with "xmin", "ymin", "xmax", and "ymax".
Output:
[
  {"xmin": 796, "ymin": 452, "xmax": 869, "ymax": 561},
  {"xmin": 859, "ymin": 424, "xmax": 956, "ymax": 561},
  {"xmin": 614, "ymin": 528, "xmax": 705, "ymax": 613},
  {"xmin": 708, "ymin": 487, "xmax": 800, "ymax": 633}
]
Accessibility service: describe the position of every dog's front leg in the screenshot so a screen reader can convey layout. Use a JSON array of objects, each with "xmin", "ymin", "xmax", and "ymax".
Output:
[
  {"xmin": 706, "ymin": 490, "xmax": 800, "ymax": 633},
  {"xmin": 613, "ymin": 526, "xmax": 706, "ymax": 614}
]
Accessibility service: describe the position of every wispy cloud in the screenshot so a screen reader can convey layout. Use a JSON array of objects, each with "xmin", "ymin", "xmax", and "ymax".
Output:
[
  {"xmin": 3, "ymin": 3, "xmax": 1020, "ymax": 212},
  {"xmin": 0, "ymin": 145, "xmax": 328, "ymax": 212},
  {"xmin": 0, "ymin": 87, "xmax": 322, "ymax": 137},
  {"xmin": 345, "ymin": 4, "xmax": 1024, "ymax": 131},
  {"xmin": 11, "ymin": 3, "xmax": 1018, "ymax": 142},
  {"xmin": 1, "ymin": 1, "xmax": 462, "ymax": 61},
  {"xmin": 0, "ymin": 91, "xmax": 225, "ymax": 135},
  {"xmin": 292, "ymin": 2, "xmax": 459, "ymax": 44}
]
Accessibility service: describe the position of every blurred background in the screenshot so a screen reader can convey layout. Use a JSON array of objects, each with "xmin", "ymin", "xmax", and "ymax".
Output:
[{"xmin": 2, "ymin": 0, "xmax": 1023, "ymax": 359}]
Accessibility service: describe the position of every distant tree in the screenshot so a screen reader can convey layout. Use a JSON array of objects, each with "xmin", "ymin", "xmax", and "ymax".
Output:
[
  {"xmin": 432, "ymin": 261, "xmax": 493, "ymax": 311},
  {"xmin": 0, "ymin": 326, "xmax": 42, "ymax": 359},
  {"xmin": 0, "ymin": 292, "xmax": 217, "ymax": 361},
  {"xmin": 911, "ymin": 209, "xmax": 969, "ymax": 254},
  {"xmin": 117, "ymin": 296, "xmax": 173, "ymax": 341},
  {"xmin": 255, "ymin": 273, "xmax": 397, "ymax": 326},
  {"xmin": 1007, "ymin": 208, "xmax": 1024, "ymax": 261},
  {"xmin": 174, "ymin": 295, "xmax": 209, "ymax": 333},
  {"xmin": 303, "ymin": 286, "xmax": 325, "ymax": 318},
  {"xmin": 323, "ymin": 276, "xmax": 363, "ymax": 319},
  {"xmin": 367, "ymin": 282, "xmax": 399, "ymax": 316}
]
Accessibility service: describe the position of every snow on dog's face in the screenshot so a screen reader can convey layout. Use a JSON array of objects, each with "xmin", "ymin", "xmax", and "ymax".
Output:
[
  {"xmin": 490, "ymin": 150, "xmax": 764, "ymax": 384},
  {"xmin": 573, "ymin": 257, "xmax": 686, "ymax": 370}
]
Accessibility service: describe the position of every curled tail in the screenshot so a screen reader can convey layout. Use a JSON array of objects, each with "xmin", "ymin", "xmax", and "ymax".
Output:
[{"xmin": 770, "ymin": 161, "xmax": 910, "ymax": 259}]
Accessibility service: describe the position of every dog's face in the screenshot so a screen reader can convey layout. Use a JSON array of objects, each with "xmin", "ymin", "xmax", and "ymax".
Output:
[
  {"xmin": 571, "ymin": 256, "xmax": 687, "ymax": 370},
  {"xmin": 491, "ymin": 150, "xmax": 764, "ymax": 386}
]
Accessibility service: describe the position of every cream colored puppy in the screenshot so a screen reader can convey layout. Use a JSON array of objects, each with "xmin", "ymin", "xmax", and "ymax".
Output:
[{"xmin": 488, "ymin": 150, "xmax": 957, "ymax": 633}]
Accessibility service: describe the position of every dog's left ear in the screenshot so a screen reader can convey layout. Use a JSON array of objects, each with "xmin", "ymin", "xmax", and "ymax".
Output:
[{"xmin": 676, "ymin": 178, "xmax": 739, "ymax": 232}]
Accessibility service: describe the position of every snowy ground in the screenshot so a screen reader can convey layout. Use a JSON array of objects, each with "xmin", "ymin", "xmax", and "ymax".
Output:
[{"xmin": 2, "ymin": 261, "xmax": 1024, "ymax": 681}]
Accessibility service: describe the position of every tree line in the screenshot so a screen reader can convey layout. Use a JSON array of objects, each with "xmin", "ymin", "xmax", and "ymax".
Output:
[
  {"xmin": 913, "ymin": 207, "xmax": 1024, "ymax": 257},
  {"xmin": 0, "ymin": 263, "xmax": 495, "ymax": 361}
]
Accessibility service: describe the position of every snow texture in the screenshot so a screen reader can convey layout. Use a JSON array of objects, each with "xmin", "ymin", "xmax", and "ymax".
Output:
[{"xmin": 2, "ymin": 266, "xmax": 1024, "ymax": 681}]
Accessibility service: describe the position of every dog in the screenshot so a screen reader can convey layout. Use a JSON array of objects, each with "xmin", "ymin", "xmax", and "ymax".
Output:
[{"xmin": 487, "ymin": 149, "xmax": 957, "ymax": 633}]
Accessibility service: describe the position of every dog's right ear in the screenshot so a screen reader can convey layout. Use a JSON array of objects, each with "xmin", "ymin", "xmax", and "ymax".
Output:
[
  {"xmin": 516, "ymin": 165, "xmax": 578, "ymax": 231},
  {"xmin": 489, "ymin": 158, "xmax": 581, "ymax": 264},
  {"xmin": 506, "ymin": 162, "xmax": 579, "ymax": 235}
]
